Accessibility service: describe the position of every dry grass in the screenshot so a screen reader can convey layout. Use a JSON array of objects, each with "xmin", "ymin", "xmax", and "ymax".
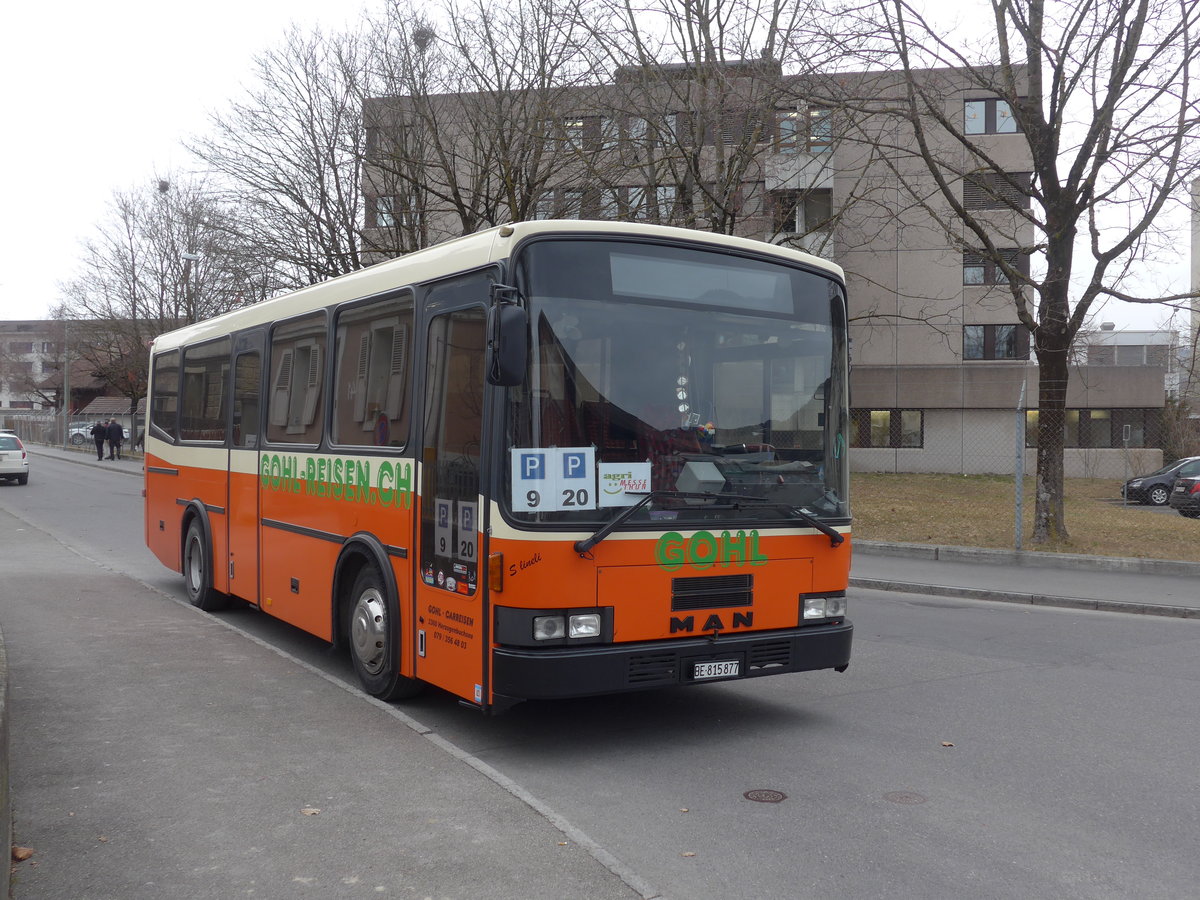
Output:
[{"xmin": 851, "ymin": 473, "xmax": 1200, "ymax": 562}]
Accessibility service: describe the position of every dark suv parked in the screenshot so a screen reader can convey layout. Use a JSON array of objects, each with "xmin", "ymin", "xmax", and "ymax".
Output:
[
  {"xmin": 1168, "ymin": 470, "xmax": 1200, "ymax": 518},
  {"xmin": 1122, "ymin": 457, "xmax": 1200, "ymax": 506}
]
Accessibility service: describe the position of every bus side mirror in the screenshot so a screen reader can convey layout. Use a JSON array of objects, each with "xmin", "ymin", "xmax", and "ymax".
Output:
[{"xmin": 487, "ymin": 300, "xmax": 528, "ymax": 386}]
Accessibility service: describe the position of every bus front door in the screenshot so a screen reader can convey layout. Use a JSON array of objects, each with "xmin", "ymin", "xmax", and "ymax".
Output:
[
  {"xmin": 228, "ymin": 336, "xmax": 263, "ymax": 604},
  {"xmin": 413, "ymin": 305, "xmax": 487, "ymax": 705}
]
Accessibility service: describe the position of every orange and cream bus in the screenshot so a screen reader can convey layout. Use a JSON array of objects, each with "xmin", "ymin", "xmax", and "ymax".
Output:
[{"xmin": 145, "ymin": 220, "xmax": 852, "ymax": 711}]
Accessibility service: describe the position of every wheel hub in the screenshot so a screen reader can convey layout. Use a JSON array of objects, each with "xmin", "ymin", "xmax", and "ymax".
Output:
[{"xmin": 351, "ymin": 588, "xmax": 387, "ymax": 675}]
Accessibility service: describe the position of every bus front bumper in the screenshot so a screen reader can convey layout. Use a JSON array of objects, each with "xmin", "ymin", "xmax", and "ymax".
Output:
[{"xmin": 492, "ymin": 621, "xmax": 852, "ymax": 702}]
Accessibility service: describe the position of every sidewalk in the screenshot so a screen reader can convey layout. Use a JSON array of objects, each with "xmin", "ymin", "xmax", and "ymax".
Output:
[
  {"xmin": 0, "ymin": 509, "xmax": 647, "ymax": 900},
  {"xmin": 29, "ymin": 442, "xmax": 144, "ymax": 478},
  {"xmin": 852, "ymin": 540, "xmax": 1200, "ymax": 617}
]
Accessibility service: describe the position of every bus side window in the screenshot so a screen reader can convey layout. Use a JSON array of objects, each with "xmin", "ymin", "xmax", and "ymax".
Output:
[
  {"xmin": 233, "ymin": 351, "xmax": 261, "ymax": 448},
  {"xmin": 333, "ymin": 294, "xmax": 413, "ymax": 447},
  {"xmin": 266, "ymin": 312, "xmax": 327, "ymax": 445},
  {"xmin": 150, "ymin": 350, "xmax": 180, "ymax": 442},
  {"xmin": 180, "ymin": 338, "xmax": 231, "ymax": 443}
]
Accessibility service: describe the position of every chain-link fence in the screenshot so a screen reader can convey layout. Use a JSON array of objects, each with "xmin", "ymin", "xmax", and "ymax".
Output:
[{"xmin": 848, "ymin": 404, "xmax": 1200, "ymax": 558}]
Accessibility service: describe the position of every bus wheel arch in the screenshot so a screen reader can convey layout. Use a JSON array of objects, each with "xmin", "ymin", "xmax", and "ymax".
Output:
[
  {"xmin": 335, "ymin": 538, "xmax": 422, "ymax": 701},
  {"xmin": 181, "ymin": 504, "xmax": 229, "ymax": 611}
]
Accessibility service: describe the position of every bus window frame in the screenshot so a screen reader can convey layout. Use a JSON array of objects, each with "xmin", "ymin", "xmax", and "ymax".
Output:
[
  {"xmin": 149, "ymin": 348, "xmax": 181, "ymax": 444},
  {"xmin": 178, "ymin": 335, "xmax": 233, "ymax": 446},
  {"xmin": 329, "ymin": 288, "xmax": 417, "ymax": 453},
  {"xmin": 263, "ymin": 309, "xmax": 331, "ymax": 450}
]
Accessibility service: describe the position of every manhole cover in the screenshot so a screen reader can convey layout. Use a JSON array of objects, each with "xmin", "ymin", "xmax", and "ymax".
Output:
[
  {"xmin": 883, "ymin": 791, "xmax": 927, "ymax": 805},
  {"xmin": 743, "ymin": 789, "xmax": 787, "ymax": 803}
]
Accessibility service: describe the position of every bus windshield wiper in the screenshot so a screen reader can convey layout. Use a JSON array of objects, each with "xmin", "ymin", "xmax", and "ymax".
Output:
[
  {"xmin": 573, "ymin": 490, "xmax": 762, "ymax": 555},
  {"xmin": 752, "ymin": 503, "xmax": 845, "ymax": 547}
]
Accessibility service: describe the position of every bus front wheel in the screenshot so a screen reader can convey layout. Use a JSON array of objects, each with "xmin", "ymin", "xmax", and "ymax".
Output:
[
  {"xmin": 184, "ymin": 520, "xmax": 229, "ymax": 611},
  {"xmin": 347, "ymin": 564, "xmax": 423, "ymax": 701}
]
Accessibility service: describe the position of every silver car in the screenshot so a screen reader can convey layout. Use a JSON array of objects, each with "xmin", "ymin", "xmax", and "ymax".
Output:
[{"xmin": 0, "ymin": 433, "xmax": 30, "ymax": 485}]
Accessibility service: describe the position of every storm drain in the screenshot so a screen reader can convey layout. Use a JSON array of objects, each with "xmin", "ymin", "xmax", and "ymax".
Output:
[{"xmin": 743, "ymin": 789, "xmax": 787, "ymax": 803}]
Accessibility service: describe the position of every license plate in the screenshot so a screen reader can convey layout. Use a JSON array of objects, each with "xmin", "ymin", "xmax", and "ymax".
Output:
[
  {"xmin": 693, "ymin": 660, "xmax": 739, "ymax": 680},
  {"xmin": 1175, "ymin": 484, "xmax": 1186, "ymax": 492}
]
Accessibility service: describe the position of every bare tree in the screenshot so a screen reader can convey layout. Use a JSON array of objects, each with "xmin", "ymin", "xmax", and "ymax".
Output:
[
  {"xmin": 577, "ymin": 0, "xmax": 842, "ymax": 236},
  {"xmin": 191, "ymin": 25, "xmax": 369, "ymax": 286},
  {"xmin": 58, "ymin": 175, "xmax": 253, "ymax": 413},
  {"xmin": 362, "ymin": 0, "xmax": 601, "ymax": 246},
  {"xmin": 826, "ymin": 0, "xmax": 1200, "ymax": 542}
]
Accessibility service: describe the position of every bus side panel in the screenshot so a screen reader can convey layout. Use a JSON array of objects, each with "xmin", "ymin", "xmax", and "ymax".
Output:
[
  {"xmin": 144, "ymin": 446, "xmax": 231, "ymax": 595},
  {"xmin": 412, "ymin": 494, "xmax": 486, "ymax": 704},
  {"xmin": 145, "ymin": 450, "xmax": 183, "ymax": 573},
  {"xmin": 226, "ymin": 457, "xmax": 260, "ymax": 604},
  {"xmin": 258, "ymin": 475, "xmax": 338, "ymax": 641},
  {"xmin": 256, "ymin": 452, "xmax": 416, "ymax": 646}
]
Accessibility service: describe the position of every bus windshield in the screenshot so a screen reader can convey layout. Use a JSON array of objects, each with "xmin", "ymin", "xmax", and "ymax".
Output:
[{"xmin": 505, "ymin": 239, "xmax": 849, "ymax": 527}]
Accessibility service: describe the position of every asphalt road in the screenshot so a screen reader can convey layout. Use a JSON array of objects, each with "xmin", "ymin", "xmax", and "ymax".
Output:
[{"xmin": 3, "ymin": 453, "xmax": 1200, "ymax": 899}]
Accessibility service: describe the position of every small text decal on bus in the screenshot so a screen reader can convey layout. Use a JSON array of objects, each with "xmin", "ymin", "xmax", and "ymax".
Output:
[
  {"xmin": 655, "ymin": 530, "xmax": 768, "ymax": 572},
  {"xmin": 260, "ymin": 453, "xmax": 413, "ymax": 508}
]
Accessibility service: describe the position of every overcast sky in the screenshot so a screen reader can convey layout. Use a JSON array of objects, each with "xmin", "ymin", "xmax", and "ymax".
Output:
[
  {"xmin": 0, "ymin": 0, "xmax": 363, "ymax": 322},
  {"xmin": 0, "ymin": 0, "xmax": 1187, "ymax": 331}
]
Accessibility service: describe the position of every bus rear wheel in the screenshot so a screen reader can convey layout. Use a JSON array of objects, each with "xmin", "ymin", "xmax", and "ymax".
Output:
[
  {"xmin": 348, "ymin": 564, "xmax": 422, "ymax": 701},
  {"xmin": 184, "ymin": 520, "xmax": 229, "ymax": 611}
]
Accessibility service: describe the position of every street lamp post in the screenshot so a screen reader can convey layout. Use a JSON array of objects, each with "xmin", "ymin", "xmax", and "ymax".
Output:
[{"xmin": 181, "ymin": 252, "xmax": 201, "ymax": 322}]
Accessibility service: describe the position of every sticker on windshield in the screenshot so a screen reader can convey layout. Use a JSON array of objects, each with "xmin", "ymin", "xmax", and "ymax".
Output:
[
  {"xmin": 511, "ymin": 447, "xmax": 596, "ymax": 511},
  {"xmin": 598, "ymin": 462, "xmax": 651, "ymax": 507}
]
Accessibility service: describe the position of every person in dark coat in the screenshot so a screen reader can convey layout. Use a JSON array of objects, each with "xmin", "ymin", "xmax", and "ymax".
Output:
[
  {"xmin": 90, "ymin": 421, "xmax": 107, "ymax": 460},
  {"xmin": 105, "ymin": 418, "xmax": 124, "ymax": 460}
]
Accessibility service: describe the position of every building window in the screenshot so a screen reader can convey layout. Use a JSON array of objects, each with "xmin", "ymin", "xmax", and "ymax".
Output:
[
  {"xmin": 368, "ymin": 196, "xmax": 396, "ymax": 228},
  {"xmin": 561, "ymin": 188, "xmax": 584, "ymax": 218},
  {"xmin": 963, "ymin": 249, "xmax": 1029, "ymax": 285},
  {"xmin": 851, "ymin": 409, "xmax": 924, "ymax": 448},
  {"xmin": 599, "ymin": 186, "xmax": 621, "ymax": 219},
  {"xmin": 964, "ymin": 98, "xmax": 1017, "ymax": 134},
  {"xmin": 8, "ymin": 341, "xmax": 33, "ymax": 353},
  {"xmin": 963, "ymin": 171, "xmax": 1032, "ymax": 209},
  {"xmin": 963, "ymin": 324, "xmax": 1029, "ymax": 360},
  {"xmin": 775, "ymin": 107, "xmax": 832, "ymax": 152},
  {"xmin": 1024, "ymin": 408, "xmax": 1159, "ymax": 448},
  {"xmin": 561, "ymin": 116, "xmax": 586, "ymax": 149},
  {"xmin": 773, "ymin": 188, "xmax": 833, "ymax": 234}
]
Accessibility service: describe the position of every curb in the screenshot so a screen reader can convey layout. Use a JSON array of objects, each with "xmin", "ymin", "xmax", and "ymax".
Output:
[
  {"xmin": 849, "ymin": 576, "xmax": 1200, "ymax": 618},
  {"xmin": 1, "ymin": 623, "xmax": 10, "ymax": 900},
  {"xmin": 854, "ymin": 539, "xmax": 1200, "ymax": 578}
]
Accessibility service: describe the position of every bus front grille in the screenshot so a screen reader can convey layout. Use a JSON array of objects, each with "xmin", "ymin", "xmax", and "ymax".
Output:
[
  {"xmin": 671, "ymin": 574, "xmax": 753, "ymax": 611},
  {"xmin": 748, "ymin": 641, "xmax": 792, "ymax": 670},
  {"xmin": 627, "ymin": 651, "xmax": 678, "ymax": 685}
]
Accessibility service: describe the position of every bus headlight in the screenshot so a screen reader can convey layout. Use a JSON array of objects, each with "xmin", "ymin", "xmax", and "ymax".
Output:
[
  {"xmin": 533, "ymin": 615, "xmax": 566, "ymax": 641},
  {"xmin": 803, "ymin": 596, "xmax": 847, "ymax": 620},
  {"xmin": 568, "ymin": 613, "xmax": 601, "ymax": 638}
]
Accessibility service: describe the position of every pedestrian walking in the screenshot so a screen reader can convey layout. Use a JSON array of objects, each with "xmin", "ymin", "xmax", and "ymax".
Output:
[
  {"xmin": 106, "ymin": 418, "xmax": 124, "ymax": 460},
  {"xmin": 90, "ymin": 421, "xmax": 107, "ymax": 460}
]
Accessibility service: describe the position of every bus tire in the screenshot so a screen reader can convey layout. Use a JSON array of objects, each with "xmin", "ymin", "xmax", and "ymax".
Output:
[
  {"xmin": 184, "ymin": 519, "xmax": 229, "ymax": 611},
  {"xmin": 348, "ymin": 563, "xmax": 422, "ymax": 701}
]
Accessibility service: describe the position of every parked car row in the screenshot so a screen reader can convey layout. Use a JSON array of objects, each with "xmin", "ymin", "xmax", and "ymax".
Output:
[{"xmin": 1121, "ymin": 455, "xmax": 1200, "ymax": 518}]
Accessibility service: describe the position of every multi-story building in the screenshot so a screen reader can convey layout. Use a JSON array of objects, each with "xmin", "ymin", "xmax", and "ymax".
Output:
[
  {"xmin": 0, "ymin": 320, "xmax": 59, "ymax": 411},
  {"xmin": 362, "ymin": 63, "xmax": 1169, "ymax": 477}
]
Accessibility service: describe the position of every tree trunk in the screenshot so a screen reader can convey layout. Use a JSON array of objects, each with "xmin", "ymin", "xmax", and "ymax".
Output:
[{"xmin": 1032, "ymin": 347, "xmax": 1069, "ymax": 543}]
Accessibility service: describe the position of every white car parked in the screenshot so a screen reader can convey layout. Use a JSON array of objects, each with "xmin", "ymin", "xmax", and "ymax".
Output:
[{"xmin": 0, "ymin": 433, "xmax": 30, "ymax": 485}]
